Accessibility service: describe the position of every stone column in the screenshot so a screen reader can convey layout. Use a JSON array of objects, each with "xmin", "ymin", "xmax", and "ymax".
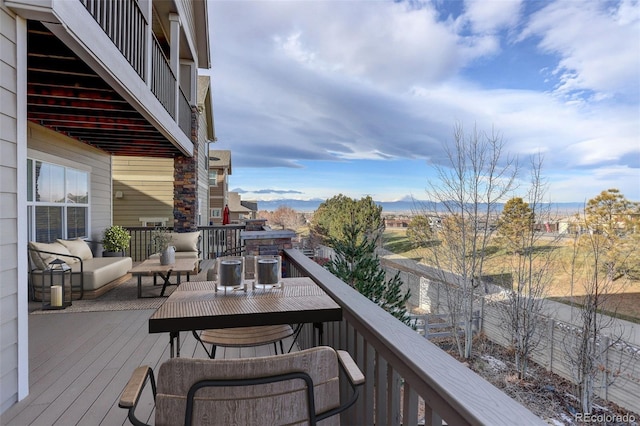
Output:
[{"xmin": 174, "ymin": 106, "xmax": 199, "ymax": 232}]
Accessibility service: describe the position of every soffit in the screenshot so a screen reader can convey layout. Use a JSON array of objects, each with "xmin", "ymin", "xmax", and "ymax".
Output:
[{"xmin": 27, "ymin": 21, "xmax": 181, "ymax": 158}]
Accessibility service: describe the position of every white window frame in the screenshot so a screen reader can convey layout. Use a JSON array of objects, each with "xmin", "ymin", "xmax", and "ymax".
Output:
[
  {"xmin": 208, "ymin": 170, "xmax": 218, "ymax": 186},
  {"xmin": 27, "ymin": 157, "xmax": 90, "ymax": 242},
  {"xmin": 139, "ymin": 217, "xmax": 169, "ymax": 227}
]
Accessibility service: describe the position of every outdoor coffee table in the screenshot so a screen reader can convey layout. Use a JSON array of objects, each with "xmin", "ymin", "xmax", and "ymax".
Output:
[
  {"xmin": 129, "ymin": 258, "xmax": 197, "ymax": 298},
  {"xmin": 149, "ymin": 277, "xmax": 342, "ymax": 357}
]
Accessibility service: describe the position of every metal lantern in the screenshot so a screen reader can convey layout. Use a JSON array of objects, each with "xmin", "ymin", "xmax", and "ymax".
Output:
[{"xmin": 44, "ymin": 258, "xmax": 72, "ymax": 310}]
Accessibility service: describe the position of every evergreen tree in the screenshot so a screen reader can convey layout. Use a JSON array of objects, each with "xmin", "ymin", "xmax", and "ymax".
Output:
[
  {"xmin": 326, "ymin": 222, "xmax": 411, "ymax": 324},
  {"xmin": 495, "ymin": 197, "xmax": 534, "ymax": 254},
  {"xmin": 406, "ymin": 215, "xmax": 434, "ymax": 248},
  {"xmin": 583, "ymin": 189, "xmax": 639, "ymax": 279},
  {"xmin": 312, "ymin": 194, "xmax": 383, "ymax": 244}
]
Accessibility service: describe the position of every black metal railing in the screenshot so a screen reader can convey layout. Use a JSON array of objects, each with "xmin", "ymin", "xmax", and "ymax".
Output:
[
  {"xmin": 150, "ymin": 34, "xmax": 176, "ymax": 118},
  {"xmin": 178, "ymin": 88, "xmax": 192, "ymax": 138},
  {"xmin": 80, "ymin": 0, "xmax": 146, "ymax": 78},
  {"xmin": 124, "ymin": 225, "xmax": 245, "ymax": 262}
]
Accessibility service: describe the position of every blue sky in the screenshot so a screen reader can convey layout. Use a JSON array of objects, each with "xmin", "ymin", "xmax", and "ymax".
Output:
[{"xmin": 206, "ymin": 0, "xmax": 639, "ymax": 204}]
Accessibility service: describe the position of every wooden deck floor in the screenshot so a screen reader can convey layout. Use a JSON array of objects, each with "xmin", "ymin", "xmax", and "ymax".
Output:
[{"xmin": 1, "ymin": 309, "xmax": 295, "ymax": 426}]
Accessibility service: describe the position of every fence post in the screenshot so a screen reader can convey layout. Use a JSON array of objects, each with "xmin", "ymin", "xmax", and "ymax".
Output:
[
  {"xmin": 479, "ymin": 298, "xmax": 485, "ymax": 334},
  {"xmin": 548, "ymin": 319, "xmax": 555, "ymax": 372},
  {"xmin": 602, "ymin": 335, "xmax": 610, "ymax": 400},
  {"xmin": 424, "ymin": 313, "xmax": 430, "ymax": 340}
]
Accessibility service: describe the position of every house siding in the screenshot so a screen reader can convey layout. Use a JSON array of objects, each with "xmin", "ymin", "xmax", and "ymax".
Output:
[
  {"xmin": 112, "ymin": 156, "xmax": 174, "ymax": 227},
  {"xmin": 197, "ymin": 112, "xmax": 209, "ymax": 226},
  {"xmin": 209, "ymin": 170, "xmax": 225, "ymax": 223},
  {"xmin": 1, "ymin": 0, "xmax": 212, "ymax": 414},
  {"xmin": 0, "ymin": 4, "xmax": 25, "ymax": 413},
  {"xmin": 27, "ymin": 123, "xmax": 112, "ymax": 244}
]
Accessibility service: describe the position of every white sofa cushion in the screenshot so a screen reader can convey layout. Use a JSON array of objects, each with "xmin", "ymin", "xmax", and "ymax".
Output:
[
  {"xmin": 57, "ymin": 238, "xmax": 93, "ymax": 261},
  {"xmin": 70, "ymin": 257, "xmax": 133, "ymax": 291}
]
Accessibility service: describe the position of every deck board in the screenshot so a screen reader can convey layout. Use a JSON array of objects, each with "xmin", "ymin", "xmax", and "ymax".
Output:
[{"xmin": 2, "ymin": 308, "xmax": 296, "ymax": 425}]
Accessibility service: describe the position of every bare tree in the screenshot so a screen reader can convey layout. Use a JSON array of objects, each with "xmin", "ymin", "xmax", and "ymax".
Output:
[
  {"xmin": 494, "ymin": 153, "xmax": 558, "ymax": 378},
  {"xmin": 562, "ymin": 190, "xmax": 636, "ymax": 414},
  {"xmin": 268, "ymin": 206, "xmax": 303, "ymax": 230},
  {"xmin": 420, "ymin": 123, "xmax": 517, "ymax": 358}
]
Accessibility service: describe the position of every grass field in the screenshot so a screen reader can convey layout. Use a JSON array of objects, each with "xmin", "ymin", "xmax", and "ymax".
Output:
[{"xmin": 382, "ymin": 229, "xmax": 640, "ymax": 322}]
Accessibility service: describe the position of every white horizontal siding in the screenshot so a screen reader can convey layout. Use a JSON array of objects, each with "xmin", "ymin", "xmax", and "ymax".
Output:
[
  {"xmin": 0, "ymin": 3, "xmax": 21, "ymax": 414},
  {"xmin": 27, "ymin": 122, "xmax": 112, "ymax": 242}
]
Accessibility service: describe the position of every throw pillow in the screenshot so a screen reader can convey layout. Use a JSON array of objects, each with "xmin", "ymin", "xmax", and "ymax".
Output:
[
  {"xmin": 170, "ymin": 231, "xmax": 200, "ymax": 252},
  {"xmin": 57, "ymin": 238, "xmax": 93, "ymax": 260},
  {"xmin": 28, "ymin": 241, "xmax": 75, "ymax": 269}
]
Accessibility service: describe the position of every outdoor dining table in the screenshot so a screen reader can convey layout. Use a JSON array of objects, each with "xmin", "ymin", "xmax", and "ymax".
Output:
[{"xmin": 148, "ymin": 277, "xmax": 343, "ymax": 357}]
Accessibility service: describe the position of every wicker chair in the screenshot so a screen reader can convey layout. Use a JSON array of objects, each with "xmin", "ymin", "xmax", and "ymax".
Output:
[{"xmin": 119, "ymin": 346, "xmax": 365, "ymax": 426}]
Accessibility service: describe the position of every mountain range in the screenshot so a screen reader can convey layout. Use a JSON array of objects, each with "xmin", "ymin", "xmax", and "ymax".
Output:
[{"xmin": 254, "ymin": 198, "xmax": 586, "ymax": 215}]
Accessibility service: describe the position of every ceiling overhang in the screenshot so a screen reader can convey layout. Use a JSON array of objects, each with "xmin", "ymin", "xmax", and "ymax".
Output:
[{"xmin": 27, "ymin": 20, "xmax": 184, "ymax": 158}]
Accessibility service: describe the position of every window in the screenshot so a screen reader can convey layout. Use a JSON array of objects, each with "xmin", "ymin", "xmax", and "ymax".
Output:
[
  {"xmin": 139, "ymin": 217, "xmax": 168, "ymax": 227},
  {"xmin": 211, "ymin": 208, "xmax": 221, "ymax": 218},
  {"xmin": 208, "ymin": 170, "xmax": 217, "ymax": 186},
  {"xmin": 27, "ymin": 159, "xmax": 89, "ymax": 242}
]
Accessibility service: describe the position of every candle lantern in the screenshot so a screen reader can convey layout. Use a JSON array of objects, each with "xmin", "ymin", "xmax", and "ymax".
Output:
[
  {"xmin": 43, "ymin": 258, "xmax": 72, "ymax": 310},
  {"xmin": 254, "ymin": 255, "xmax": 282, "ymax": 289},
  {"xmin": 216, "ymin": 257, "xmax": 245, "ymax": 292}
]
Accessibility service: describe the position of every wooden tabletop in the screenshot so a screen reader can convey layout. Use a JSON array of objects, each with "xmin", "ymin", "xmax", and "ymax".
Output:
[
  {"xmin": 148, "ymin": 277, "xmax": 342, "ymax": 333},
  {"xmin": 129, "ymin": 258, "xmax": 197, "ymax": 275}
]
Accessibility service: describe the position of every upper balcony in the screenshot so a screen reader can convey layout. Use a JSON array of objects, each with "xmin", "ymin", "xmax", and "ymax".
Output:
[{"xmin": 7, "ymin": 0, "xmax": 209, "ymax": 157}]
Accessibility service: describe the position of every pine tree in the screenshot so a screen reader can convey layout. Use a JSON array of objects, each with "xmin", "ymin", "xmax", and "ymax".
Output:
[
  {"xmin": 312, "ymin": 194, "xmax": 383, "ymax": 244},
  {"xmin": 495, "ymin": 197, "xmax": 534, "ymax": 255},
  {"xmin": 326, "ymin": 222, "xmax": 411, "ymax": 324}
]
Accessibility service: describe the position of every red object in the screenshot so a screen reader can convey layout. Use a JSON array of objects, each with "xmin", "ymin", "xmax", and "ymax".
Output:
[{"xmin": 222, "ymin": 204, "xmax": 230, "ymax": 225}]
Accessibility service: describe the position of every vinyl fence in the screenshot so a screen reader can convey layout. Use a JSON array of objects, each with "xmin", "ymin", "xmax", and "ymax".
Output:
[{"xmin": 381, "ymin": 258, "xmax": 640, "ymax": 415}]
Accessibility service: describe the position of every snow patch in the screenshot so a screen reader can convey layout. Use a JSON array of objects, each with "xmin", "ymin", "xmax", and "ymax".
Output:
[{"xmin": 481, "ymin": 355, "xmax": 506, "ymax": 371}]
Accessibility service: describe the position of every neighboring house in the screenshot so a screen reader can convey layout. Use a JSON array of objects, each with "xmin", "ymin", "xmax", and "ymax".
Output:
[
  {"xmin": 228, "ymin": 191, "xmax": 253, "ymax": 223},
  {"xmin": 207, "ymin": 150, "xmax": 257, "ymax": 224},
  {"xmin": 112, "ymin": 76, "xmax": 215, "ymax": 228},
  {"xmin": 208, "ymin": 149, "xmax": 231, "ymax": 224},
  {"xmin": 0, "ymin": 0, "xmax": 210, "ymax": 413},
  {"xmin": 241, "ymin": 199, "xmax": 259, "ymax": 220}
]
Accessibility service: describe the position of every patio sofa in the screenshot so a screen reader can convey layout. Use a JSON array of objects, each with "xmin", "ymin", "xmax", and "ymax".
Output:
[
  {"xmin": 148, "ymin": 231, "xmax": 202, "ymax": 271},
  {"xmin": 28, "ymin": 239, "xmax": 132, "ymax": 300}
]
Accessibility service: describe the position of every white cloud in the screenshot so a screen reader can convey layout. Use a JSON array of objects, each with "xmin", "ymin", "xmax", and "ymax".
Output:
[
  {"xmin": 209, "ymin": 1, "xmax": 639, "ymax": 203},
  {"xmin": 268, "ymin": 1, "xmax": 464, "ymax": 88},
  {"xmin": 463, "ymin": 0, "xmax": 523, "ymax": 34},
  {"xmin": 522, "ymin": 0, "xmax": 640, "ymax": 99}
]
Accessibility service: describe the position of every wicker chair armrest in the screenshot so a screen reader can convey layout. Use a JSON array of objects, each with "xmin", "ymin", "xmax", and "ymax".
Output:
[
  {"xmin": 315, "ymin": 349, "xmax": 365, "ymax": 423},
  {"xmin": 336, "ymin": 350, "xmax": 365, "ymax": 386},
  {"xmin": 119, "ymin": 366, "xmax": 156, "ymax": 426}
]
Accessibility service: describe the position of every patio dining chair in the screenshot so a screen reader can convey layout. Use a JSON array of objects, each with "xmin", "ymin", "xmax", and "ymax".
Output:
[
  {"xmin": 119, "ymin": 346, "xmax": 365, "ymax": 426},
  {"xmin": 197, "ymin": 256, "xmax": 296, "ymax": 358},
  {"xmin": 193, "ymin": 324, "xmax": 297, "ymax": 358}
]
